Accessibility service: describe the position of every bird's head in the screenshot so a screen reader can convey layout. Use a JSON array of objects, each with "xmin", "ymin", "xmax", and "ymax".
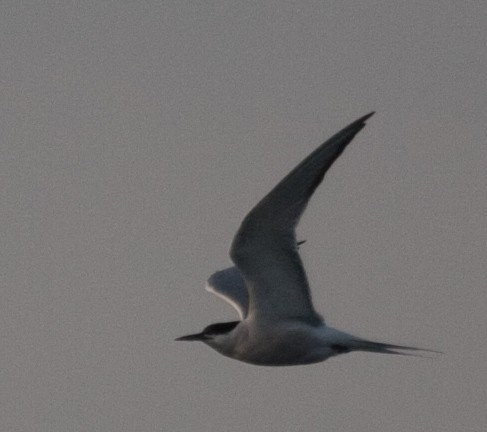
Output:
[{"xmin": 175, "ymin": 321, "xmax": 240, "ymax": 351}]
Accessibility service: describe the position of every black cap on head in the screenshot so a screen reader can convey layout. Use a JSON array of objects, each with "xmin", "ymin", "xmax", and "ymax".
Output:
[{"xmin": 175, "ymin": 321, "xmax": 239, "ymax": 341}]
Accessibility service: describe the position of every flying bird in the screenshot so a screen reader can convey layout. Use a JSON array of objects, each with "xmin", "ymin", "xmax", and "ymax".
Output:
[{"xmin": 176, "ymin": 113, "xmax": 435, "ymax": 366}]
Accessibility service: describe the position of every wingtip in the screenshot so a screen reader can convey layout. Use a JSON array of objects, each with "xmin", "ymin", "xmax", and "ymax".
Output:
[
  {"xmin": 342, "ymin": 112, "xmax": 374, "ymax": 133},
  {"xmin": 358, "ymin": 111, "xmax": 375, "ymax": 123}
]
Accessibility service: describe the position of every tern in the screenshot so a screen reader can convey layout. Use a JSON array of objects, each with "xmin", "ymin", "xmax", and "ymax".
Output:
[{"xmin": 177, "ymin": 113, "xmax": 434, "ymax": 366}]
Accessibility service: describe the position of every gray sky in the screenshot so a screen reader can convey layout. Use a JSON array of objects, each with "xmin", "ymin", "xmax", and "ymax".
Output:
[{"xmin": 1, "ymin": 1, "xmax": 486, "ymax": 431}]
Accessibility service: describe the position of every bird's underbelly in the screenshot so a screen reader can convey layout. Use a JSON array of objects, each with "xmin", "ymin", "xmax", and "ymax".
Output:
[{"xmin": 231, "ymin": 325, "xmax": 337, "ymax": 366}]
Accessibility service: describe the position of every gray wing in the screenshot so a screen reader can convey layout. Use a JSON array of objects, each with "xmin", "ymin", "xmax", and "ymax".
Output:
[
  {"xmin": 206, "ymin": 267, "xmax": 249, "ymax": 320},
  {"xmin": 230, "ymin": 113, "xmax": 374, "ymax": 324}
]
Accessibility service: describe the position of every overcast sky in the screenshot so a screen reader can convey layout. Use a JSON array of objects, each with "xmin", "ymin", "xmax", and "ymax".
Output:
[{"xmin": 1, "ymin": 2, "xmax": 486, "ymax": 431}]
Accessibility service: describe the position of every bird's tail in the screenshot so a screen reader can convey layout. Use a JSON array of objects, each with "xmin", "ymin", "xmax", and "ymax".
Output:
[{"xmin": 347, "ymin": 338, "xmax": 442, "ymax": 357}]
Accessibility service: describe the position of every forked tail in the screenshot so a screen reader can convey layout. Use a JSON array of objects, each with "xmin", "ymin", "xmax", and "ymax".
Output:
[{"xmin": 348, "ymin": 339, "xmax": 442, "ymax": 357}]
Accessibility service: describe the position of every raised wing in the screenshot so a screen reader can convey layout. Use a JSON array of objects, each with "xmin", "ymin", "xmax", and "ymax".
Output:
[
  {"xmin": 206, "ymin": 267, "xmax": 249, "ymax": 320},
  {"xmin": 230, "ymin": 113, "xmax": 374, "ymax": 323}
]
